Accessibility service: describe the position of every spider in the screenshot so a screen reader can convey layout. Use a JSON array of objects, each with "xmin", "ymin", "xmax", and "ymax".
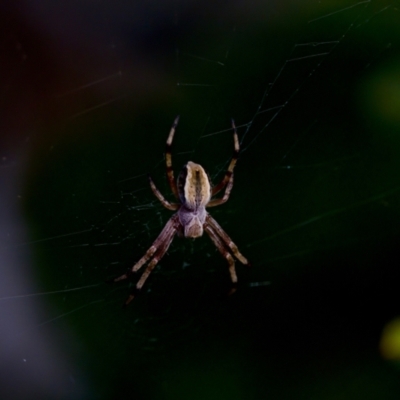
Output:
[{"xmin": 111, "ymin": 116, "xmax": 250, "ymax": 305}]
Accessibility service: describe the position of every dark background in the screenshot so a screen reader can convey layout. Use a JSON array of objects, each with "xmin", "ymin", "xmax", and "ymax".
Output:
[{"xmin": 1, "ymin": 1, "xmax": 400, "ymax": 399}]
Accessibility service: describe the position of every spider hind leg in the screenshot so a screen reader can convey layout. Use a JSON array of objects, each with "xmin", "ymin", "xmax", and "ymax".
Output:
[
  {"xmin": 114, "ymin": 214, "xmax": 180, "ymax": 305},
  {"xmin": 123, "ymin": 242, "xmax": 174, "ymax": 306},
  {"xmin": 206, "ymin": 214, "xmax": 250, "ymax": 266},
  {"xmin": 204, "ymin": 223, "xmax": 238, "ymax": 290}
]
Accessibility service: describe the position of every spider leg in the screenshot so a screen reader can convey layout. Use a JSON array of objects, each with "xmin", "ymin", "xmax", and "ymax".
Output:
[
  {"xmin": 204, "ymin": 223, "xmax": 238, "ymax": 286},
  {"xmin": 124, "ymin": 223, "xmax": 178, "ymax": 305},
  {"xmin": 206, "ymin": 173, "xmax": 234, "ymax": 208},
  {"xmin": 211, "ymin": 119, "xmax": 239, "ymax": 196},
  {"xmin": 148, "ymin": 174, "xmax": 179, "ymax": 211},
  {"xmin": 205, "ymin": 214, "xmax": 250, "ymax": 266},
  {"xmin": 112, "ymin": 214, "xmax": 180, "ymax": 283},
  {"xmin": 165, "ymin": 116, "xmax": 180, "ymax": 200}
]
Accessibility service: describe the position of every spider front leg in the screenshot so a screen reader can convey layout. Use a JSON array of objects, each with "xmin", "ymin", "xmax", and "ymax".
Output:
[
  {"xmin": 206, "ymin": 173, "xmax": 234, "ymax": 208},
  {"xmin": 148, "ymin": 174, "xmax": 179, "ymax": 211},
  {"xmin": 211, "ymin": 119, "xmax": 240, "ymax": 196},
  {"xmin": 165, "ymin": 116, "xmax": 180, "ymax": 200}
]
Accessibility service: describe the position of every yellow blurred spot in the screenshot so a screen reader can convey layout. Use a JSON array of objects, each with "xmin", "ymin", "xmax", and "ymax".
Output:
[
  {"xmin": 380, "ymin": 317, "xmax": 400, "ymax": 360},
  {"xmin": 372, "ymin": 73, "xmax": 400, "ymax": 124},
  {"xmin": 358, "ymin": 60, "xmax": 400, "ymax": 129}
]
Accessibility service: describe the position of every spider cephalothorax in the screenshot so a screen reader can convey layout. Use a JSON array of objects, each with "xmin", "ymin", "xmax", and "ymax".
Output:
[{"xmin": 111, "ymin": 116, "xmax": 250, "ymax": 305}]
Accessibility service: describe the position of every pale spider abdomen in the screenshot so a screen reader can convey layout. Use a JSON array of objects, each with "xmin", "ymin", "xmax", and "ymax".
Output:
[{"xmin": 177, "ymin": 161, "xmax": 211, "ymax": 210}]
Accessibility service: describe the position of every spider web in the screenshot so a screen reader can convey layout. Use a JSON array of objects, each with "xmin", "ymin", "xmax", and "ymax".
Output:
[{"xmin": 1, "ymin": 1, "xmax": 400, "ymax": 398}]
